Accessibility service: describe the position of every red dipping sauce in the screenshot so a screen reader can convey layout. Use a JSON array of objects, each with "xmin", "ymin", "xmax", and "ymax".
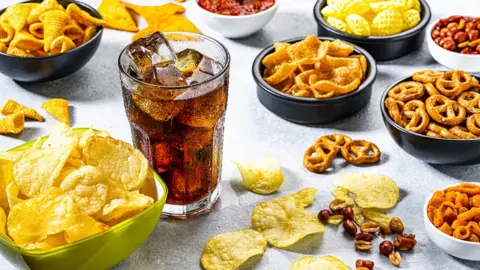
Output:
[{"xmin": 198, "ymin": 0, "xmax": 275, "ymax": 16}]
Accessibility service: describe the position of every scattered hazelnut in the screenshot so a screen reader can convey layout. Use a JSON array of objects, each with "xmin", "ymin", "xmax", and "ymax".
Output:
[
  {"xmin": 329, "ymin": 199, "xmax": 347, "ymax": 215},
  {"xmin": 355, "ymin": 259, "xmax": 374, "ymax": 270},
  {"xmin": 318, "ymin": 209, "xmax": 331, "ymax": 223},
  {"xmin": 389, "ymin": 217, "xmax": 405, "ymax": 234},
  {"xmin": 360, "ymin": 221, "xmax": 380, "ymax": 234},
  {"xmin": 389, "ymin": 252, "xmax": 401, "ymax": 267},
  {"xmin": 379, "ymin": 240, "xmax": 394, "ymax": 256},
  {"xmin": 343, "ymin": 219, "xmax": 357, "ymax": 237},
  {"xmin": 394, "ymin": 234, "xmax": 417, "ymax": 251}
]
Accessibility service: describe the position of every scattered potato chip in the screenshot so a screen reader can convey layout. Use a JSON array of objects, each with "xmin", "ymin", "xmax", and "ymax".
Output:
[
  {"xmin": 335, "ymin": 172, "xmax": 399, "ymax": 209},
  {"xmin": 13, "ymin": 146, "xmax": 72, "ymax": 197},
  {"xmin": 0, "ymin": 113, "xmax": 24, "ymax": 134},
  {"xmin": 0, "ymin": 99, "xmax": 43, "ymax": 121},
  {"xmin": 251, "ymin": 191, "xmax": 324, "ymax": 248},
  {"xmin": 201, "ymin": 229, "xmax": 267, "ymax": 270},
  {"xmin": 42, "ymin": 98, "xmax": 70, "ymax": 125},
  {"xmin": 50, "ymin": 35, "xmax": 76, "ymax": 54},
  {"xmin": 66, "ymin": 3, "xmax": 106, "ymax": 27},
  {"xmin": 361, "ymin": 209, "xmax": 392, "ymax": 232},
  {"xmin": 0, "ymin": 22, "xmax": 15, "ymax": 44},
  {"xmin": 98, "ymin": 0, "xmax": 138, "ymax": 32},
  {"xmin": 99, "ymin": 188, "xmax": 153, "ymax": 224},
  {"xmin": 4, "ymin": 4, "xmax": 31, "ymax": 32},
  {"xmin": 290, "ymin": 187, "xmax": 318, "ymax": 207},
  {"xmin": 0, "ymin": 207, "xmax": 7, "ymax": 237},
  {"xmin": 27, "ymin": 0, "xmax": 64, "ymax": 24},
  {"xmin": 65, "ymin": 214, "xmax": 109, "ymax": 243},
  {"xmin": 233, "ymin": 157, "xmax": 284, "ymax": 195},
  {"xmin": 290, "ymin": 255, "xmax": 350, "ymax": 270},
  {"xmin": 331, "ymin": 187, "xmax": 355, "ymax": 206},
  {"xmin": 327, "ymin": 215, "xmax": 344, "ymax": 225}
]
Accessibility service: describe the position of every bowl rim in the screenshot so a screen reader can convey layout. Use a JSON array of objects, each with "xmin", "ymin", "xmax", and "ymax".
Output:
[
  {"xmin": 313, "ymin": 0, "xmax": 432, "ymax": 41},
  {"xmin": 380, "ymin": 73, "xmax": 480, "ymax": 142},
  {"xmin": 252, "ymin": 36, "xmax": 377, "ymax": 104},
  {"xmin": 0, "ymin": 0, "xmax": 104, "ymax": 60},
  {"xmin": 192, "ymin": 0, "xmax": 279, "ymax": 19},
  {"xmin": 423, "ymin": 182, "xmax": 480, "ymax": 246},
  {"xmin": 0, "ymin": 127, "xmax": 168, "ymax": 256},
  {"xmin": 427, "ymin": 18, "xmax": 480, "ymax": 58}
]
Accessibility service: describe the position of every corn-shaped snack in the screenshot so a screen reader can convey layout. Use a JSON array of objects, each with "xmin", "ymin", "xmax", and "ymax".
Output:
[
  {"xmin": 0, "ymin": 113, "xmax": 25, "ymax": 134},
  {"xmin": 0, "ymin": 100, "xmax": 44, "ymax": 122},
  {"xmin": 326, "ymin": 17, "xmax": 351, "ymax": 33},
  {"xmin": 10, "ymin": 30, "xmax": 44, "ymax": 51},
  {"xmin": 346, "ymin": 14, "xmax": 371, "ymax": 36},
  {"xmin": 27, "ymin": 0, "xmax": 64, "ymax": 24},
  {"xmin": 29, "ymin": 22, "xmax": 44, "ymax": 39},
  {"xmin": 4, "ymin": 4, "xmax": 31, "ymax": 32},
  {"xmin": 63, "ymin": 23, "xmax": 84, "ymax": 42},
  {"xmin": 40, "ymin": 10, "xmax": 71, "ymax": 52},
  {"xmin": 66, "ymin": 3, "xmax": 106, "ymax": 27},
  {"xmin": 403, "ymin": 9, "xmax": 420, "ymax": 30},
  {"xmin": 372, "ymin": 9, "xmax": 404, "ymax": 36},
  {"xmin": 0, "ymin": 22, "xmax": 15, "ymax": 44},
  {"xmin": 50, "ymin": 36, "xmax": 76, "ymax": 54},
  {"xmin": 6, "ymin": 46, "xmax": 33, "ymax": 57},
  {"xmin": 0, "ymin": 43, "xmax": 6, "ymax": 53},
  {"xmin": 41, "ymin": 98, "xmax": 70, "ymax": 126},
  {"xmin": 97, "ymin": 0, "xmax": 138, "ymax": 32},
  {"xmin": 82, "ymin": 26, "xmax": 97, "ymax": 44},
  {"xmin": 390, "ymin": 0, "xmax": 414, "ymax": 10}
]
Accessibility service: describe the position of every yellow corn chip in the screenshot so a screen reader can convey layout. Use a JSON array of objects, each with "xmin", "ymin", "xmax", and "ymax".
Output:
[
  {"xmin": 6, "ymin": 46, "xmax": 32, "ymax": 57},
  {"xmin": 41, "ymin": 98, "xmax": 70, "ymax": 125},
  {"xmin": 40, "ymin": 10, "xmax": 72, "ymax": 52},
  {"xmin": 0, "ymin": 22, "xmax": 15, "ymax": 44},
  {"xmin": 0, "ymin": 43, "xmax": 6, "ymax": 53},
  {"xmin": 82, "ymin": 26, "xmax": 97, "ymax": 44},
  {"xmin": 66, "ymin": 3, "xmax": 106, "ymax": 27},
  {"xmin": 63, "ymin": 23, "xmax": 84, "ymax": 41},
  {"xmin": 50, "ymin": 35, "xmax": 76, "ymax": 54},
  {"xmin": 97, "ymin": 0, "xmax": 138, "ymax": 32},
  {"xmin": 122, "ymin": 2, "xmax": 185, "ymax": 26},
  {"xmin": 4, "ymin": 4, "xmax": 31, "ymax": 32},
  {"xmin": 29, "ymin": 22, "xmax": 44, "ymax": 39},
  {"xmin": 10, "ymin": 30, "xmax": 44, "ymax": 51},
  {"xmin": 0, "ymin": 100, "xmax": 43, "ymax": 121},
  {"xmin": 31, "ymin": 50, "xmax": 49, "ymax": 57},
  {"xmin": 27, "ymin": 0, "xmax": 64, "ymax": 24},
  {"xmin": 0, "ymin": 113, "xmax": 24, "ymax": 134}
]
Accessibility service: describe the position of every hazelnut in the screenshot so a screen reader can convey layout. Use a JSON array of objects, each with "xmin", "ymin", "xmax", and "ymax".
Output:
[
  {"xmin": 355, "ymin": 232, "xmax": 373, "ymax": 242},
  {"xmin": 343, "ymin": 219, "xmax": 357, "ymax": 237},
  {"xmin": 329, "ymin": 199, "xmax": 347, "ymax": 215},
  {"xmin": 355, "ymin": 240, "xmax": 373, "ymax": 251},
  {"xmin": 355, "ymin": 259, "xmax": 374, "ymax": 270},
  {"xmin": 361, "ymin": 221, "xmax": 380, "ymax": 234},
  {"xmin": 389, "ymin": 217, "xmax": 405, "ymax": 234},
  {"xmin": 343, "ymin": 207, "xmax": 354, "ymax": 220},
  {"xmin": 379, "ymin": 240, "xmax": 394, "ymax": 256},
  {"xmin": 393, "ymin": 234, "xmax": 417, "ymax": 251},
  {"xmin": 389, "ymin": 252, "xmax": 401, "ymax": 267},
  {"xmin": 318, "ymin": 209, "xmax": 331, "ymax": 223}
]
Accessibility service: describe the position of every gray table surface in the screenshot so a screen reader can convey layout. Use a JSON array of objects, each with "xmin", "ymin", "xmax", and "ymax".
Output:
[{"xmin": 1, "ymin": 0, "xmax": 480, "ymax": 269}]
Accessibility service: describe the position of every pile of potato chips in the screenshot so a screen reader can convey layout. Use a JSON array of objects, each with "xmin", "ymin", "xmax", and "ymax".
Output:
[
  {"xmin": 321, "ymin": 0, "xmax": 421, "ymax": 36},
  {"xmin": 0, "ymin": 0, "xmax": 105, "ymax": 57},
  {"xmin": 262, "ymin": 35, "xmax": 367, "ymax": 99},
  {"xmin": 0, "ymin": 123, "xmax": 155, "ymax": 250},
  {"xmin": 97, "ymin": 0, "xmax": 199, "ymax": 41},
  {"xmin": 201, "ymin": 188, "xmax": 324, "ymax": 269},
  {"xmin": 0, "ymin": 98, "xmax": 70, "ymax": 134}
]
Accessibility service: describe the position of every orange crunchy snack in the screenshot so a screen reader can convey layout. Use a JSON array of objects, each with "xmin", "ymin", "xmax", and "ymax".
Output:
[{"xmin": 428, "ymin": 183, "xmax": 480, "ymax": 242}]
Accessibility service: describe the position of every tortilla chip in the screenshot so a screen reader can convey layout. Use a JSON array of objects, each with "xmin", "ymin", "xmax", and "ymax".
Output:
[
  {"xmin": 98, "ymin": 0, "xmax": 138, "ymax": 32},
  {"xmin": 122, "ymin": 2, "xmax": 185, "ymax": 26}
]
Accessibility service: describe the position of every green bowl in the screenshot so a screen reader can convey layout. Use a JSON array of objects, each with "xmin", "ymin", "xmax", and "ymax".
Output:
[{"xmin": 1, "ymin": 128, "xmax": 167, "ymax": 270}]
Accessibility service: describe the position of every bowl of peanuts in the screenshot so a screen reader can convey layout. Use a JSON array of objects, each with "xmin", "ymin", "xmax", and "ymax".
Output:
[
  {"xmin": 381, "ymin": 69, "xmax": 480, "ymax": 165},
  {"xmin": 428, "ymin": 16, "xmax": 480, "ymax": 72},
  {"xmin": 424, "ymin": 182, "xmax": 480, "ymax": 261}
]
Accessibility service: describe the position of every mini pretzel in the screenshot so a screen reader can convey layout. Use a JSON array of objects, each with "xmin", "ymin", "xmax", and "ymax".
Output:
[
  {"xmin": 458, "ymin": 91, "xmax": 480, "ymax": 114},
  {"xmin": 435, "ymin": 70, "xmax": 473, "ymax": 98},
  {"xmin": 341, "ymin": 140, "xmax": 381, "ymax": 165},
  {"xmin": 426, "ymin": 130, "xmax": 442, "ymax": 138},
  {"xmin": 403, "ymin": 99, "xmax": 426, "ymax": 112},
  {"xmin": 466, "ymin": 114, "xmax": 480, "ymax": 136},
  {"xmin": 426, "ymin": 95, "xmax": 466, "ymax": 125},
  {"xmin": 412, "ymin": 70, "xmax": 445, "ymax": 83},
  {"xmin": 388, "ymin": 81, "xmax": 425, "ymax": 102},
  {"xmin": 401, "ymin": 109, "xmax": 430, "ymax": 133},
  {"xmin": 385, "ymin": 97, "xmax": 405, "ymax": 126},
  {"xmin": 316, "ymin": 134, "xmax": 352, "ymax": 150},
  {"xmin": 424, "ymin": 83, "xmax": 440, "ymax": 96},
  {"xmin": 427, "ymin": 123, "xmax": 459, "ymax": 139},
  {"xmin": 303, "ymin": 142, "xmax": 338, "ymax": 173},
  {"xmin": 449, "ymin": 126, "xmax": 477, "ymax": 139}
]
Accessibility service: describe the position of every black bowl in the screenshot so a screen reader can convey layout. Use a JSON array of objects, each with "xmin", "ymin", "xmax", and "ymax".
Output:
[
  {"xmin": 0, "ymin": 0, "xmax": 103, "ymax": 82},
  {"xmin": 381, "ymin": 75, "xmax": 480, "ymax": 165},
  {"xmin": 252, "ymin": 36, "xmax": 377, "ymax": 125},
  {"xmin": 313, "ymin": 0, "xmax": 431, "ymax": 61}
]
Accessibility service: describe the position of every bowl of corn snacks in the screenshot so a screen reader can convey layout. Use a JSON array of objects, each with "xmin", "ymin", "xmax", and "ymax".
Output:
[
  {"xmin": 424, "ymin": 183, "xmax": 480, "ymax": 261},
  {"xmin": 313, "ymin": 0, "xmax": 431, "ymax": 61},
  {"xmin": 0, "ymin": 0, "xmax": 105, "ymax": 82}
]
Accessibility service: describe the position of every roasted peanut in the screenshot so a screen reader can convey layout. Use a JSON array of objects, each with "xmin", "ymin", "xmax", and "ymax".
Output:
[
  {"xmin": 448, "ymin": 15, "xmax": 462, "ymax": 23},
  {"xmin": 389, "ymin": 217, "xmax": 405, "ymax": 234},
  {"xmin": 379, "ymin": 240, "xmax": 394, "ymax": 256},
  {"xmin": 389, "ymin": 252, "xmax": 401, "ymax": 267},
  {"xmin": 393, "ymin": 234, "xmax": 417, "ymax": 251},
  {"xmin": 440, "ymin": 28, "xmax": 448, "ymax": 37},
  {"xmin": 446, "ymin": 27, "xmax": 459, "ymax": 37},
  {"xmin": 469, "ymin": 39, "xmax": 480, "ymax": 48},
  {"xmin": 355, "ymin": 240, "xmax": 373, "ymax": 251},
  {"xmin": 379, "ymin": 225, "xmax": 392, "ymax": 238},
  {"xmin": 459, "ymin": 41, "xmax": 470, "ymax": 48},
  {"xmin": 432, "ymin": 29, "xmax": 441, "ymax": 38},
  {"xmin": 443, "ymin": 39, "xmax": 457, "ymax": 51},
  {"xmin": 329, "ymin": 199, "xmax": 347, "ymax": 215},
  {"xmin": 454, "ymin": 31, "xmax": 467, "ymax": 43},
  {"xmin": 343, "ymin": 207, "xmax": 354, "ymax": 220},
  {"xmin": 355, "ymin": 259, "xmax": 374, "ymax": 270},
  {"xmin": 434, "ymin": 37, "xmax": 442, "ymax": 44},
  {"xmin": 465, "ymin": 21, "xmax": 475, "ymax": 32},
  {"xmin": 355, "ymin": 232, "xmax": 374, "ymax": 242},
  {"xmin": 343, "ymin": 219, "xmax": 357, "ymax": 237},
  {"xmin": 461, "ymin": 47, "xmax": 472, "ymax": 54},
  {"xmin": 468, "ymin": 30, "xmax": 479, "ymax": 41},
  {"xmin": 317, "ymin": 209, "xmax": 331, "ymax": 223},
  {"xmin": 361, "ymin": 221, "xmax": 381, "ymax": 233},
  {"xmin": 438, "ymin": 18, "xmax": 449, "ymax": 27}
]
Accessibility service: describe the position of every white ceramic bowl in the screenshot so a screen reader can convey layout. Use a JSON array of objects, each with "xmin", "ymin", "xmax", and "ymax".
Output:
[
  {"xmin": 423, "ymin": 182, "xmax": 480, "ymax": 261},
  {"xmin": 192, "ymin": 0, "xmax": 279, "ymax": 38},
  {"xmin": 427, "ymin": 19, "xmax": 480, "ymax": 72}
]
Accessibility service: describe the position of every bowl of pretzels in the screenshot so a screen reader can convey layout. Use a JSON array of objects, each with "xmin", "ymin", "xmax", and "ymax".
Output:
[{"xmin": 381, "ymin": 69, "xmax": 480, "ymax": 165}]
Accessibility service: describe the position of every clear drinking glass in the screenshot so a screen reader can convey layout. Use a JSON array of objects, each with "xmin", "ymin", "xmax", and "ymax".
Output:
[{"xmin": 118, "ymin": 32, "xmax": 230, "ymax": 219}]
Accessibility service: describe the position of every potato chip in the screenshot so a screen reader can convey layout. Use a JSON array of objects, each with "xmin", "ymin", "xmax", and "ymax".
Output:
[
  {"xmin": 0, "ymin": 207, "xmax": 7, "ymax": 237},
  {"xmin": 40, "ymin": 10, "xmax": 72, "ymax": 52},
  {"xmin": 290, "ymin": 255, "xmax": 350, "ymax": 270},
  {"xmin": 326, "ymin": 17, "xmax": 350, "ymax": 33},
  {"xmin": 327, "ymin": 215, "xmax": 344, "ymax": 225},
  {"xmin": 0, "ymin": 113, "xmax": 24, "ymax": 134},
  {"xmin": 264, "ymin": 62, "xmax": 297, "ymax": 85},
  {"xmin": 372, "ymin": 9, "xmax": 404, "ymax": 36},
  {"xmin": 201, "ymin": 229, "xmax": 267, "ymax": 270},
  {"xmin": 98, "ymin": 0, "xmax": 138, "ymax": 32},
  {"xmin": 4, "ymin": 4, "xmax": 31, "ymax": 32},
  {"xmin": 361, "ymin": 209, "xmax": 392, "ymax": 232},
  {"xmin": 65, "ymin": 214, "xmax": 109, "ymax": 243},
  {"xmin": 66, "ymin": 3, "xmax": 106, "ymax": 27},
  {"xmin": 334, "ymin": 173, "xmax": 399, "ymax": 209},
  {"xmin": 290, "ymin": 187, "xmax": 318, "ymax": 207},
  {"xmin": 331, "ymin": 187, "xmax": 354, "ymax": 206},
  {"xmin": 99, "ymin": 188, "xmax": 153, "ymax": 224},
  {"xmin": 346, "ymin": 14, "xmax": 370, "ymax": 36},
  {"xmin": 5, "ymin": 182, "xmax": 22, "ymax": 209},
  {"xmin": 50, "ymin": 35, "xmax": 75, "ymax": 54},
  {"xmin": 0, "ymin": 100, "xmax": 43, "ymax": 122},
  {"xmin": 42, "ymin": 122, "xmax": 78, "ymax": 149},
  {"xmin": 402, "ymin": 9, "xmax": 420, "ymax": 30},
  {"xmin": 0, "ymin": 43, "xmax": 6, "ymax": 53},
  {"xmin": 233, "ymin": 157, "xmax": 284, "ymax": 195},
  {"xmin": 7, "ymin": 187, "xmax": 76, "ymax": 247},
  {"xmin": 251, "ymin": 194, "xmax": 324, "ymax": 248},
  {"xmin": 13, "ymin": 146, "xmax": 72, "ymax": 197},
  {"xmin": 23, "ymin": 232, "xmax": 66, "ymax": 250},
  {"xmin": 27, "ymin": 0, "xmax": 64, "ymax": 24},
  {"xmin": 83, "ymin": 136, "xmax": 148, "ymax": 191},
  {"xmin": 0, "ymin": 22, "xmax": 15, "ymax": 44},
  {"xmin": 122, "ymin": 2, "xmax": 185, "ymax": 26},
  {"xmin": 42, "ymin": 98, "xmax": 70, "ymax": 125},
  {"xmin": 0, "ymin": 153, "xmax": 15, "ymax": 211}
]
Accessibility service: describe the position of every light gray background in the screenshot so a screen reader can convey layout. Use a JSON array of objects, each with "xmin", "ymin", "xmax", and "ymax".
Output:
[{"xmin": 1, "ymin": 0, "xmax": 480, "ymax": 269}]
